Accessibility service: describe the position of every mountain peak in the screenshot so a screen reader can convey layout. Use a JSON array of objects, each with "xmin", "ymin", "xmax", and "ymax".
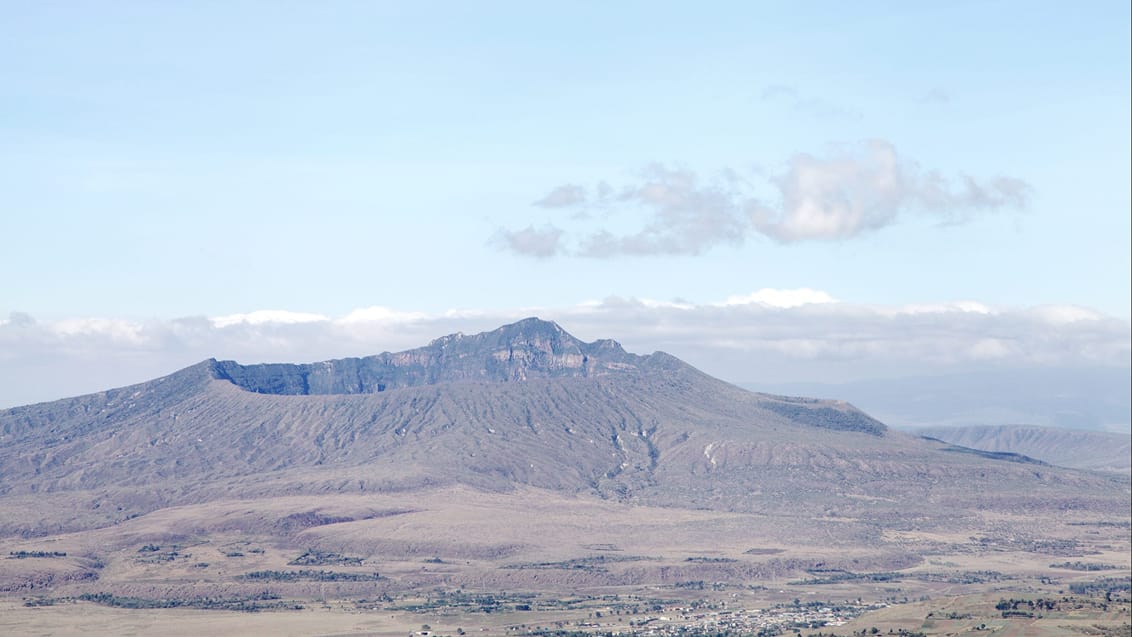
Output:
[
  {"xmin": 505, "ymin": 316, "xmax": 565, "ymax": 332},
  {"xmin": 210, "ymin": 318, "xmax": 644, "ymax": 396},
  {"xmin": 482, "ymin": 317, "xmax": 585, "ymax": 351},
  {"xmin": 505, "ymin": 316, "xmax": 566, "ymax": 337},
  {"xmin": 431, "ymin": 317, "xmax": 576, "ymax": 349}
]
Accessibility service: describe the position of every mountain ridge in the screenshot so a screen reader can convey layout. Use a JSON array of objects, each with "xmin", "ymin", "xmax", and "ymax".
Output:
[
  {"xmin": 208, "ymin": 317, "xmax": 658, "ymax": 395},
  {"xmin": 916, "ymin": 424, "xmax": 1132, "ymax": 474}
]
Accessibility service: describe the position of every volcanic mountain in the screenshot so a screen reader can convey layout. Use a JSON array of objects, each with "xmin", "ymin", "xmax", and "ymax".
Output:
[
  {"xmin": 1, "ymin": 317, "xmax": 1125, "ymax": 541},
  {"xmin": 0, "ymin": 317, "xmax": 1129, "ymax": 608}
]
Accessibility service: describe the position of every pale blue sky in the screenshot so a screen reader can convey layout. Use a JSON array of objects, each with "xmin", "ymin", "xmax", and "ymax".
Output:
[{"xmin": 0, "ymin": 2, "xmax": 1129, "ymax": 406}]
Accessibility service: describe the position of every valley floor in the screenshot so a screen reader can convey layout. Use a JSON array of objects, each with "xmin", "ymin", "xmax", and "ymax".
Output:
[
  {"xmin": 1, "ymin": 486, "xmax": 1128, "ymax": 637},
  {"xmin": 3, "ymin": 587, "xmax": 1129, "ymax": 637}
]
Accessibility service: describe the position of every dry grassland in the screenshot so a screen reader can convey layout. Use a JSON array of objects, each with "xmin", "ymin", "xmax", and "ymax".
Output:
[{"xmin": 1, "ymin": 485, "xmax": 1128, "ymax": 637}]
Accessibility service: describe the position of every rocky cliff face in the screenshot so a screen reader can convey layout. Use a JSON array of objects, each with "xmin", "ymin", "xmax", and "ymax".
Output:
[{"xmin": 211, "ymin": 317, "xmax": 644, "ymax": 395}]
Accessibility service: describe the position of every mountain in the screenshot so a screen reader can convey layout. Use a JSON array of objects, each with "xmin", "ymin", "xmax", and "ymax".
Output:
[
  {"xmin": 0, "ymin": 318, "xmax": 900, "ymax": 529},
  {"xmin": 0, "ymin": 318, "xmax": 1128, "ymax": 603},
  {"xmin": 915, "ymin": 424, "xmax": 1132, "ymax": 474}
]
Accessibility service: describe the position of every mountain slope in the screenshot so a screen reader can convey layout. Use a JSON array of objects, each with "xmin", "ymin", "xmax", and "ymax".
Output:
[
  {"xmin": 752, "ymin": 368, "xmax": 1132, "ymax": 432},
  {"xmin": 915, "ymin": 424, "xmax": 1132, "ymax": 474}
]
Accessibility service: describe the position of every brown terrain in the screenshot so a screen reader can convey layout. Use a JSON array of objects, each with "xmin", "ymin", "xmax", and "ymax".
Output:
[{"xmin": 0, "ymin": 318, "xmax": 1128, "ymax": 636}]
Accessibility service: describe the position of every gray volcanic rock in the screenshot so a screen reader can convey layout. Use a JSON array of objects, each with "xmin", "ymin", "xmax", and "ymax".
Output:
[{"xmin": 211, "ymin": 317, "xmax": 643, "ymax": 394}]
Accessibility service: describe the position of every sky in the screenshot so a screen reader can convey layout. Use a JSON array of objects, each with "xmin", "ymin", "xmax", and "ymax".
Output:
[{"xmin": 1, "ymin": 1, "xmax": 1129, "ymax": 410}]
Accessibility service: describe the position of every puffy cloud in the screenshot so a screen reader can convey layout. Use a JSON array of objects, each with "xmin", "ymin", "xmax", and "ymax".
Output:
[
  {"xmin": 339, "ymin": 306, "xmax": 430, "ymax": 324},
  {"xmin": 211, "ymin": 310, "xmax": 330, "ymax": 328},
  {"xmin": 879, "ymin": 300, "xmax": 995, "ymax": 316},
  {"xmin": 1028, "ymin": 304, "xmax": 1105, "ymax": 325},
  {"xmin": 533, "ymin": 184, "xmax": 587, "ymax": 208},
  {"xmin": 501, "ymin": 141, "xmax": 1031, "ymax": 257},
  {"xmin": 2, "ymin": 312, "xmax": 36, "ymax": 328},
  {"xmin": 493, "ymin": 225, "xmax": 565, "ymax": 258},
  {"xmin": 720, "ymin": 288, "xmax": 837, "ymax": 308},
  {"xmin": 750, "ymin": 140, "xmax": 1031, "ymax": 241},
  {"xmin": 0, "ymin": 294, "xmax": 1127, "ymax": 409},
  {"xmin": 576, "ymin": 165, "xmax": 749, "ymax": 257},
  {"xmin": 506, "ymin": 165, "xmax": 751, "ymax": 257},
  {"xmin": 51, "ymin": 317, "xmax": 148, "ymax": 345}
]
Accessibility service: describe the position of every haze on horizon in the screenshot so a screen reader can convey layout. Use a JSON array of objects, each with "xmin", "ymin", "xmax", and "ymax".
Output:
[{"xmin": 1, "ymin": 2, "xmax": 1129, "ymax": 418}]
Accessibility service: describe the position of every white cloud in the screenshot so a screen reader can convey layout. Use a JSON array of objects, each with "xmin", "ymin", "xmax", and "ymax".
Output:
[
  {"xmin": 533, "ymin": 184, "xmax": 587, "ymax": 208},
  {"xmin": 0, "ymin": 295, "xmax": 1127, "ymax": 408},
  {"xmin": 1027, "ymin": 304, "xmax": 1104, "ymax": 325},
  {"xmin": 750, "ymin": 140, "xmax": 1031, "ymax": 242},
  {"xmin": 493, "ymin": 225, "xmax": 565, "ymax": 258},
  {"xmin": 211, "ymin": 310, "xmax": 330, "ymax": 328},
  {"xmin": 51, "ymin": 318, "xmax": 148, "ymax": 345},
  {"xmin": 882, "ymin": 301, "xmax": 995, "ymax": 316},
  {"xmin": 502, "ymin": 141, "xmax": 1031, "ymax": 257},
  {"xmin": 575, "ymin": 165, "xmax": 749, "ymax": 257},
  {"xmin": 967, "ymin": 338, "xmax": 1012, "ymax": 360},
  {"xmin": 1, "ymin": 312, "xmax": 36, "ymax": 328},
  {"xmin": 338, "ymin": 306, "xmax": 429, "ymax": 325},
  {"xmin": 720, "ymin": 288, "xmax": 838, "ymax": 308},
  {"xmin": 634, "ymin": 298, "xmax": 696, "ymax": 310}
]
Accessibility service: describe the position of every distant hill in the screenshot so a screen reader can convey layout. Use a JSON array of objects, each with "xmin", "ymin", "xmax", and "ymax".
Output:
[
  {"xmin": 915, "ymin": 424, "xmax": 1132, "ymax": 474},
  {"xmin": 749, "ymin": 367, "xmax": 1132, "ymax": 433}
]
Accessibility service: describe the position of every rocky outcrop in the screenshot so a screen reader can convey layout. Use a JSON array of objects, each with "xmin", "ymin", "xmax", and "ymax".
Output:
[{"xmin": 210, "ymin": 317, "xmax": 645, "ymax": 395}]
